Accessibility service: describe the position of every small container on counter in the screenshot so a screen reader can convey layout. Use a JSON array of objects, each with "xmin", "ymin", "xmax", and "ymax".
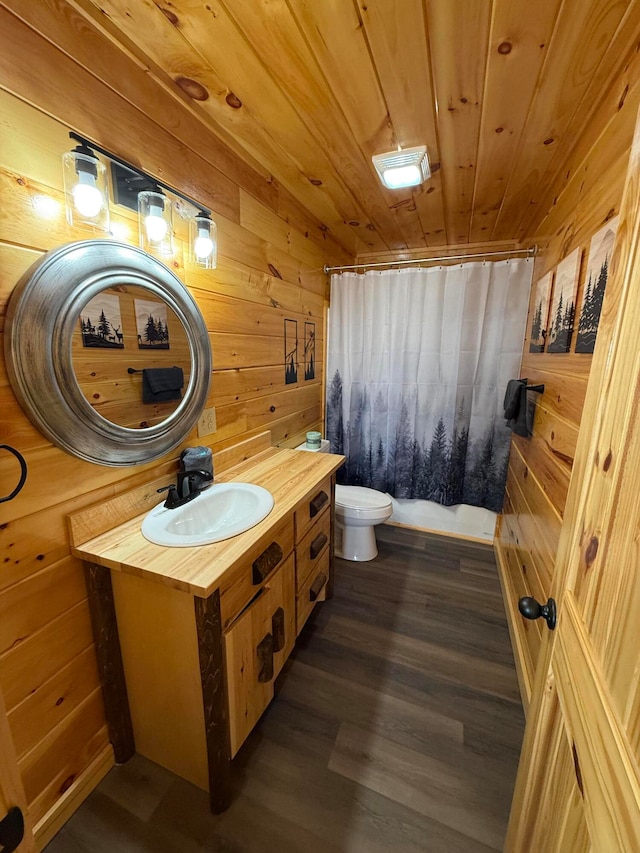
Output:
[{"xmin": 306, "ymin": 431, "xmax": 322, "ymax": 450}]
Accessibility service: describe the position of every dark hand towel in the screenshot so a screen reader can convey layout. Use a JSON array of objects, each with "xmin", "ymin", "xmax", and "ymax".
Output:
[
  {"xmin": 504, "ymin": 378, "xmax": 529, "ymax": 437},
  {"xmin": 504, "ymin": 378, "xmax": 527, "ymax": 420},
  {"xmin": 142, "ymin": 366, "xmax": 184, "ymax": 404}
]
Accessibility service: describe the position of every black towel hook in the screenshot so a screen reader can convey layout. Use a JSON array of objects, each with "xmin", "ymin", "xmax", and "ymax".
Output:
[
  {"xmin": 0, "ymin": 444, "xmax": 28, "ymax": 503},
  {"xmin": 526, "ymin": 383, "xmax": 545, "ymax": 394},
  {"xmin": 127, "ymin": 367, "xmax": 143, "ymax": 374}
]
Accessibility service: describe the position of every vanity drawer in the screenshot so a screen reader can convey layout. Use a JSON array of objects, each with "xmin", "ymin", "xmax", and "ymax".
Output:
[
  {"xmin": 294, "ymin": 476, "xmax": 332, "ymax": 543},
  {"xmin": 225, "ymin": 554, "xmax": 295, "ymax": 757},
  {"xmin": 296, "ymin": 507, "xmax": 330, "ymax": 593},
  {"xmin": 296, "ymin": 550, "xmax": 329, "ymax": 635},
  {"xmin": 220, "ymin": 515, "xmax": 294, "ymax": 628}
]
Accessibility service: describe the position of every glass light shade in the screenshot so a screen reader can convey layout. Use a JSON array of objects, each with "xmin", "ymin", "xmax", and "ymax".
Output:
[
  {"xmin": 383, "ymin": 164, "xmax": 422, "ymax": 189},
  {"xmin": 138, "ymin": 190, "xmax": 173, "ymax": 256},
  {"xmin": 189, "ymin": 214, "xmax": 217, "ymax": 269},
  {"xmin": 372, "ymin": 145, "xmax": 431, "ymax": 190},
  {"xmin": 62, "ymin": 148, "xmax": 110, "ymax": 231}
]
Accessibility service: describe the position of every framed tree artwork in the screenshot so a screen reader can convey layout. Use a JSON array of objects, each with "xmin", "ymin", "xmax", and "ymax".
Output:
[
  {"xmin": 80, "ymin": 292, "xmax": 124, "ymax": 348},
  {"xmin": 284, "ymin": 319, "xmax": 298, "ymax": 384},
  {"xmin": 546, "ymin": 247, "xmax": 582, "ymax": 353},
  {"xmin": 575, "ymin": 216, "xmax": 619, "ymax": 353},
  {"xmin": 304, "ymin": 321, "xmax": 316, "ymax": 380},
  {"xmin": 135, "ymin": 298, "xmax": 170, "ymax": 350},
  {"xmin": 528, "ymin": 270, "xmax": 554, "ymax": 353}
]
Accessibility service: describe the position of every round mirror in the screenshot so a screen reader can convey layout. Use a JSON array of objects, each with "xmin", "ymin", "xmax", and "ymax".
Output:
[{"xmin": 4, "ymin": 240, "xmax": 212, "ymax": 466}]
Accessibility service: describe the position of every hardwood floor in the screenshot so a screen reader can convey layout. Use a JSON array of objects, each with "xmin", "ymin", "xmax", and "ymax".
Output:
[{"xmin": 45, "ymin": 526, "xmax": 525, "ymax": 852}]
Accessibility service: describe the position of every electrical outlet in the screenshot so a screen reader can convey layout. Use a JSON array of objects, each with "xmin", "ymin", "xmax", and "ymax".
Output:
[{"xmin": 197, "ymin": 406, "xmax": 217, "ymax": 437}]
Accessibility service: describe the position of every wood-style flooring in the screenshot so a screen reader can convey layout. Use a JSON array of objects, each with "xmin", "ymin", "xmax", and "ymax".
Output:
[{"xmin": 45, "ymin": 525, "xmax": 525, "ymax": 852}]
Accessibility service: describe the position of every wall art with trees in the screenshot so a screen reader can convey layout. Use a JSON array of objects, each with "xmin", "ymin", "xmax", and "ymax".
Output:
[
  {"xmin": 284, "ymin": 319, "xmax": 298, "ymax": 384},
  {"xmin": 135, "ymin": 298, "xmax": 170, "ymax": 350},
  {"xmin": 80, "ymin": 291, "xmax": 124, "ymax": 348},
  {"xmin": 546, "ymin": 248, "xmax": 582, "ymax": 353},
  {"xmin": 529, "ymin": 270, "xmax": 554, "ymax": 353},
  {"xmin": 575, "ymin": 216, "xmax": 619, "ymax": 354}
]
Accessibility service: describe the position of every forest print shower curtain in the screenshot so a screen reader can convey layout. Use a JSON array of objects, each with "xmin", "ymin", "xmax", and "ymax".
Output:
[{"xmin": 326, "ymin": 261, "xmax": 532, "ymax": 513}]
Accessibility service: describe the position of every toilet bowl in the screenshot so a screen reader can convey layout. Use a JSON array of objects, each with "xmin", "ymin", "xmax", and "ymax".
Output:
[{"xmin": 334, "ymin": 484, "xmax": 393, "ymax": 562}]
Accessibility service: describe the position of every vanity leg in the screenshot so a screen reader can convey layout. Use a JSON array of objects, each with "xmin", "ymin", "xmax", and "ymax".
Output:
[
  {"xmin": 194, "ymin": 590, "xmax": 232, "ymax": 814},
  {"xmin": 326, "ymin": 474, "xmax": 337, "ymax": 600},
  {"xmin": 84, "ymin": 563, "xmax": 135, "ymax": 763}
]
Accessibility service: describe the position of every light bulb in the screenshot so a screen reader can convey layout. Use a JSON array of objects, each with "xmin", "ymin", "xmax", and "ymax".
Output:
[
  {"xmin": 72, "ymin": 181, "xmax": 103, "ymax": 218},
  {"xmin": 145, "ymin": 208, "xmax": 168, "ymax": 242},
  {"xmin": 190, "ymin": 215, "xmax": 216, "ymax": 268},
  {"xmin": 194, "ymin": 232, "xmax": 214, "ymax": 260}
]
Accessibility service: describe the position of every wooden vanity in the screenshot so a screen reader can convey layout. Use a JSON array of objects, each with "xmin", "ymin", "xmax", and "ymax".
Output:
[{"xmin": 67, "ymin": 433, "xmax": 344, "ymax": 812}]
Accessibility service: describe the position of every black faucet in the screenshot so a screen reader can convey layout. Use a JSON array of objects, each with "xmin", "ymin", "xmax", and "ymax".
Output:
[{"xmin": 157, "ymin": 469, "xmax": 213, "ymax": 509}]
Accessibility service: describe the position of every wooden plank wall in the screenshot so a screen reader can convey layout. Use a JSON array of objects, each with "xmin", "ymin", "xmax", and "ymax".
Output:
[
  {"xmin": 0, "ymin": 10, "xmax": 348, "ymax": 844},
  {"xmin": 494, "ymin": 35, "xmax": 640, "ymax": 709},
  {"xmin": 354, "ymin": 239, "xmax": 523, "ymax": 267}
]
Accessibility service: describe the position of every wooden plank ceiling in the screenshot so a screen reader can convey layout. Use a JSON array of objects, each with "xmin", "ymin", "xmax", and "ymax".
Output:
[{"xmin": 79, "ymin": 0, "xmax": 640, "ymax": 256}]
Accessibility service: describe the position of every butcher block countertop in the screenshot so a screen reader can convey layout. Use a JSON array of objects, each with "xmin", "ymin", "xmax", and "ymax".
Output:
[{"xmin": 68, "ymin": 443, "xmax": 344, "ymax": 598}]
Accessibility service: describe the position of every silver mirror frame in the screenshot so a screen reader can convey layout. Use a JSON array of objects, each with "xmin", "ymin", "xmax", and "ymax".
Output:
[{"xmin": 4, "ymin": 240, "xmax": 212, "ymax": 466}]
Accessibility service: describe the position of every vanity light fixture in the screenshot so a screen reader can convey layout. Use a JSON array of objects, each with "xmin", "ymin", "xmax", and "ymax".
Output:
[
  {"xmin": 190, "ymin": 212, "xmax": 217, "ymax": 269},
  {"xmin": 138, "ymin": 189, "xmax": 173, "ymax": 256},
  {"xmin": 372, "ymin": 145, "xmax": 430, "ymax": 189},
  {"xmin": 63, "ymin": 128, "xmax": 216, "ymax": 261},
  {"xmin": 62, "ymin": 135, "xmax": 110, "ymax": 230}
]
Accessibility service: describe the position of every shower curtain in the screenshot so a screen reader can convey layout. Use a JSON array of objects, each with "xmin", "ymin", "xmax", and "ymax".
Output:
[{"xmin": 326, "ymin": 260, "xmax": 532, "ymax": 513}]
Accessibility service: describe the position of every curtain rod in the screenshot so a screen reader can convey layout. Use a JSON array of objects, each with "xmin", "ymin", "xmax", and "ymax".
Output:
[{"xmin": 323, "ymin": 246, "xmax": 537, "ymax": 274}]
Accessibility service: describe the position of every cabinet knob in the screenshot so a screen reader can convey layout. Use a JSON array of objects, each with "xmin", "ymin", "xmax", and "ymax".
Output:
[
  {"xmin": 309, "ymin": 490, "xmax": 328, "ymax": 518},
  {"xmin": 252, "ymin": 542, "xmax": 283, "ymax": 585},
  {"xmin": 256, "ymin": 632, "xmax": 274, "ymax": 683},
  {"xmin": 518, "ymin": 596, "xmax": 557, "ymax": 630},
  {"xmin": 309, "ymin": 572, "xmax": 327, "ymax": 602},
  {"xmin": 272, "ymin": 607, "xmax": 285, "ymax": 653},
  {"xmin": 310, "ymin": 532, "xmax": 328, "ymax": 560}
]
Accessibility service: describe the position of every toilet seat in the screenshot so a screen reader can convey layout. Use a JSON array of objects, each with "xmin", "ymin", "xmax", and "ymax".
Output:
[{"xmin": 335, "ymin": 484, "xmax": 392, "ymax": 522}]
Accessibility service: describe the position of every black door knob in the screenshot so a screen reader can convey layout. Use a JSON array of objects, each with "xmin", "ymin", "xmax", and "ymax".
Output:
[
  {"xmin": 0, "ymin": 806, "xmax": 25, "ymax": 853},
  {"xmin": 518, "ymin": 596, "xmax": 557, "ymax": 630}
]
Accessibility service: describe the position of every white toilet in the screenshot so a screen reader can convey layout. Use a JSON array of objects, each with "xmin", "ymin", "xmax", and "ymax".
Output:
[
  {"xmin": 334, "ymin": 484, "xmax": 393, "ymax": 561},
  {"xmin": 294, "ymin": 438, "xmax": 393, "ymax": 561}
]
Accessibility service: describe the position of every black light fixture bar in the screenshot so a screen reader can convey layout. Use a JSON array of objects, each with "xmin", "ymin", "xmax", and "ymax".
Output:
[{"xmin": 68, "ymin": 132, "xmax": 211, "ymax": 216}]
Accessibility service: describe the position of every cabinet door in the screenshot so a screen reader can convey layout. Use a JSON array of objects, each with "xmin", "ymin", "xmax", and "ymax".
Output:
[{"xmin": 225, "ymin": 555, "xmax": 294, "ymax": 757}]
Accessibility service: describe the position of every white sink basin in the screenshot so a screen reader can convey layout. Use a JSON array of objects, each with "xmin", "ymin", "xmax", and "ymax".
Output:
[{"xmin": 141, "ymin": 482, "xmax": 274, "ymax": 547}]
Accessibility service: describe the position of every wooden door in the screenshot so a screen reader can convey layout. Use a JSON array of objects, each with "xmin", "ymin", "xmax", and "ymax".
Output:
[
  {"xmin": 0, "ymin": 684, "xmax": 33, "ymax": 852},
  {"xmin": 505, "ymin": 109, "xmax": 640, "ymax": 850}
]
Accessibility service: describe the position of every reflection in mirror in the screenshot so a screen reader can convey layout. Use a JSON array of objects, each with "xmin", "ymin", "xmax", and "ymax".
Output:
[{"xmin": 73, "ymin": 284, "xmax": 192, "ymax": 429}]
